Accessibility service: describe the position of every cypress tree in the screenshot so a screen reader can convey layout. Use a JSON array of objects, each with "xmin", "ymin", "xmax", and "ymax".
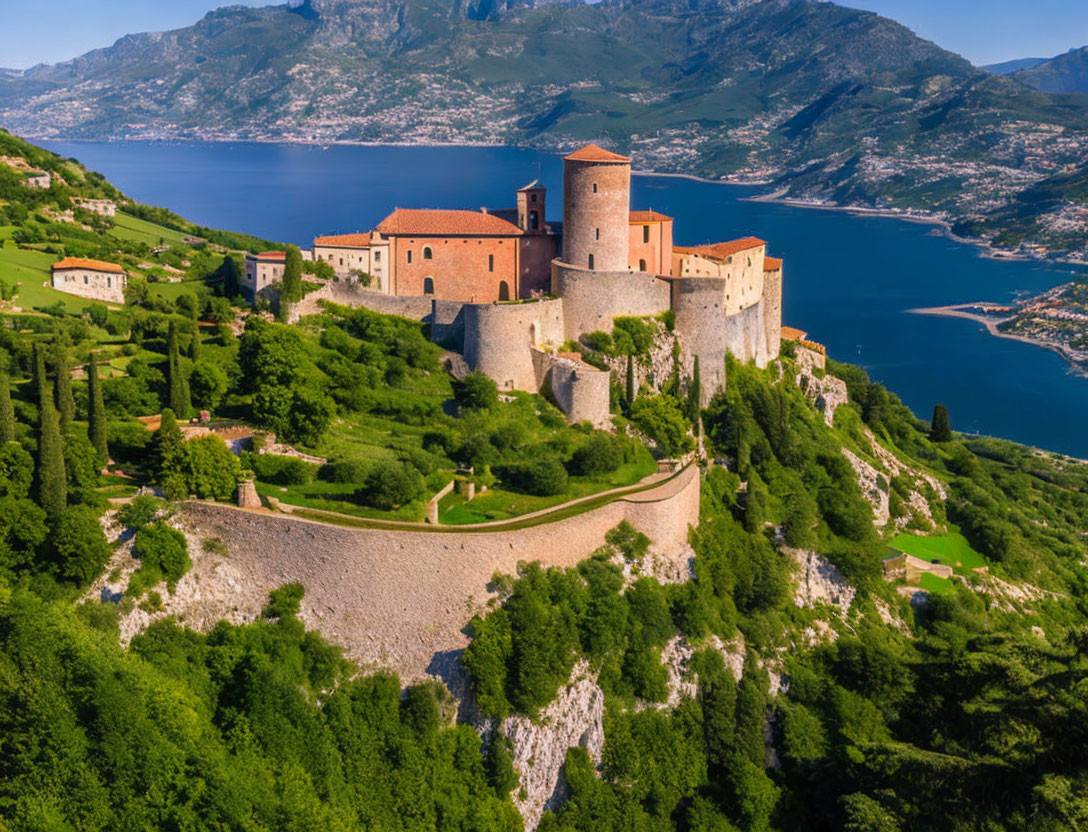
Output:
[
  {"xmin": 625, "ymin": 354, "xmax": 634, "ymax": 415},
  {"xmin": 277, "ymin": 245, "xmax": 303, "ymax": 321},
  {"xmin": 930, "ymin": 403, "xmax": 952, "ymax": 442},
  {"xmin": 689, "ymin": 354, "xmax": 702, "ymax": 432},
  {"xmin": 87, "ymin": 356, "xmax": 108, "ymax": 467},
  {"xmin": 53, "ymin": 335, "xmax": 75, "ymax": 431},
  {"xmin": 37, "ymin": 387, "xmax": 67, "ymax": 521},
  {"xmin": 155, "ymin": 408, "xmax": 184, "ymax": 482},
  {"xmin": 188, "ymin": 321, "xmax": 201, "ymax": 361},
  {"xmin": 0, "ymin": 367, "xmax": 15, "ymax": 444},
  {"xmin": 166, "ymin": 321, "xmax": 191, "ymax": 418},
  {"xmin": 32, "ymin": 342, "xmax": 48, "ymax": 405}
]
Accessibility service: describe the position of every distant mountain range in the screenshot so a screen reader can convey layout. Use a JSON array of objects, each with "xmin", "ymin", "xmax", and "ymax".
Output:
[
  {"xmin": 1011, "ymin": 47, "xmax": 1088, "ymax": 95},
  {"xmin": 982, "ymin": 57, "xmax": 1048, "ymax": 76},
  {"xmin": 2, "ymin": 0, "xmax": 1087, "ymax": 257}
]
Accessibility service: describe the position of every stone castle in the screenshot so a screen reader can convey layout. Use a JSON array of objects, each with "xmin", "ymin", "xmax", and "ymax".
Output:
[{"xmin": 286, "ymin": 144, "xmax": 784, "ymax": 422}]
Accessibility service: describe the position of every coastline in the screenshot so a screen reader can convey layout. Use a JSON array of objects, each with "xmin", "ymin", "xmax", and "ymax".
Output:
[
  {"xmin": 30, "ymin": 134, "xmax": 1080, "ymax": 266},
  {"xmin": 910, "ymin": 303, "xmax": 1088, "ymax": 378}
]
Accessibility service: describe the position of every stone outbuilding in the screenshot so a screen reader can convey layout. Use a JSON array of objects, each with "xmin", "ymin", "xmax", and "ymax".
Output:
[
  {"xmin": 243, "ymin": 251, "xmax": 286, "ymax": 300},
  {"xmin": 312, "ymin": 232, "xmax": 390, "ymax": 290},
  {"xmin": 50, "ymin": 257, "xmax": 127, "ymax": 304}
]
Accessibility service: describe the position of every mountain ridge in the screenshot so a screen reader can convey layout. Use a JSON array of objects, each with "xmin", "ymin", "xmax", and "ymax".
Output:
[
  {"xmin": 2, "ymin": 0, "xmax": 1087, "ymax": 257},
  {"xmin": 1012, "ymin": 46, "xmax": 1088, "ymax": 95}
]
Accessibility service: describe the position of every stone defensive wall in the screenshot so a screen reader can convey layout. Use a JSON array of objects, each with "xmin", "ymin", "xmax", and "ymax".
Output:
[
  {"xmin": 283, "ymin": 281, "xmax": 467, "ymax": 349},
  {"xmin": 761, "ymin": 266, "xmax": 783, "ymax": 363},
  {"xmin": 463, "ymin": 298, "xmax": 565, "ymax": 392},
  {"xmin": 534, "ymin": 351, "xmax": 612, "ymax": 426},
  {"xmin": 178, "ymin": 464, "xmax": 700, "ymax": 681},
  {"xmin": 551, "ymin": 261, "xmax": 672, "ymax": 342},
  {"xmin": 671, "ymin": 276, "xmax": 778, "ymax": 403}
]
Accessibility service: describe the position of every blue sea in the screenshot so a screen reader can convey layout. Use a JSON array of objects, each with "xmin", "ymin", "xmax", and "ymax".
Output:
[{"xmin": 40, "ymin": 140, "xmax": 1088, "ymax": 457}]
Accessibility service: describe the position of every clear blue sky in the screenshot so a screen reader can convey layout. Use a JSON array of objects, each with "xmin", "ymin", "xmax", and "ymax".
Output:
[{"xmin": 1, "ymin": 0, "xmax": 1086, "ymax": 69}]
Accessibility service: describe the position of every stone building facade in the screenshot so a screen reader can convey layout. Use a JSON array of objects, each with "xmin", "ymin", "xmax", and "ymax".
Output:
[
  {"xmin": 288, "ymin": 143, "xmax": 784, "ymax": 422},
  {"xmin": 312, "ymin": 232, "xmax": 390, "ymax": 291},
  {"xmin": 73, "ymin": 198, "xmax": 117, "ymax": 217},
  {"xmin": 243, "ymin": 251, "xmax": 286, "ymax": 300},
  {"xmin": 50, "ymin": 257, "xmax": 127, "ymax": 303}
]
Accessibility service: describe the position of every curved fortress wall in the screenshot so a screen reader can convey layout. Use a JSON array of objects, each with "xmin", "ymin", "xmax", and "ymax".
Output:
[
  {"xmin": 552, "ymin": 262, "xmax": 671, "ymax": 341},
  {"xmin": 180, "ymin": 465, "xmax": 700, "ymax": 681},
  {"xmin": 463, "ymin": 299, "xmax": 565, "ymax": 392},
  {"xmin": 562, "ymin": 155, "xmax": 631, "ymax": 271}
]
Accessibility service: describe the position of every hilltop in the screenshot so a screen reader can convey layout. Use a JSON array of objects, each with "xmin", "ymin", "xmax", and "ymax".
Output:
[
  {"xmin": 2, "ymin": 0, "xmax": 1088, "ymax": 257},
  {"xmin": 1012, "ymin": 46, "xmax": 1088, "ymax": 95},
  {"xmin": 1, "ymin": 131, "xmax": 1088, "ymax": 830}
]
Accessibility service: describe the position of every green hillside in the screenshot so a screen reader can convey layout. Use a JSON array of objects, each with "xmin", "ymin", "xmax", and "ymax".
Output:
[{"xmin": 1, "ymin": 132, "xmax": 1088, "ymax": 831}]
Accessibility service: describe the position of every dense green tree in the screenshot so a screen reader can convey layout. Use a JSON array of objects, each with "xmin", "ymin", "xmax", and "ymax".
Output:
[
  {"xmin": 36, "ymin": 390, "xmax": 66, "ymax": 521},
  {"xmin": 0, "ymin": 441, "xmax": 34, "ymax": 500},
  {"xmin": 625, "ymin": 354, "xmax": 634, "ymax": 414},
  {"xmin": 154, "ymin": 408, "xmax": 184, "ymax": 484},
  {"xmin": 163, "ymin": 435, "xmax": 240, "ymax": 501},
  {"xmin": 277, "ymin": 244, "xmax": 304, "ymax": 320},
  {"xmin": 166, "ymin": 320, "xmax": 191, "ymax": 418},
  {"xmin": 188, "ymin": 360, "xmax": 228, "ymax": 412},
  {"xmin": 31, "ymin": 341, "xmax": 48, "ymax": 405},
  {"xmin": 630, "ymin": 394, "xmax": 695, "ymax": 458},
  {"xmin": 86, "ymin": 356, "xmax": 108, "ymax": 466},
  {"xmin": 0, "ymin": 367, "xmax": 14, "ymax": 444},
  {"xmin": 930, "ymin": 403, "xmax": 952, "ymax": 442},
  {"xmin": 454, "ymin": 371, "xmax": 499, "ymax": 412},
  {"xmin": 52, "ymin": 334, "xmax": 75, "ymax": 430},
  {"xmin": 689, "ymin": 354, "xmax": 702, "ymax": 430},
  {"xmin": 50, "ymin": 504, "xmax": 111, "ymax": 584},
  {"xmin": 355, "ymin": 460, "xmax": 423, "ymax": 510}
]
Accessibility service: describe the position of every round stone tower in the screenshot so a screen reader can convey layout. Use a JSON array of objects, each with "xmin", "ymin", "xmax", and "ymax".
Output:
[{"xmin": 562, "ymin": 144, "xmax": 631, "ymax": 271}]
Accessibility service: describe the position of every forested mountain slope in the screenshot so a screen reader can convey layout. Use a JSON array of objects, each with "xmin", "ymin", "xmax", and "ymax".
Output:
[
  {"xmin": 1013, "ymin": 46, "xmax": 1088, "ymax": 95},
  {"xmin": 1, "ymin": 134, "xmax": 1088, "ymax": 831},
  {"xmin": 3, "ymin": 0, "xmax": 1088, "ymax": 255}
]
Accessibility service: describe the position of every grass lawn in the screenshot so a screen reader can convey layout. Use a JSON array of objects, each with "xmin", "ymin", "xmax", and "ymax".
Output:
[
  {"xmin": 256, "ymin": 480, "xmax": 428, "ymax": 523},
  {"xmin": 147, "ymin": 279, "xmax": 208, "ymax": 303},
  {"xmin": 0, "ymin": 240, "xmax": 110, "ymax": 313},
  {"xmin": 918, "ymin": 572, "xmax": 955, "ymax": 595},
  {"xmin": 108, "ymin": 212, "xmax": 189, "ymax": 248},
  {"xmin": 889, "ymin": 529, "xmax": 986, "ymax": 573},
  {"xmin": 438, "ymin": 459, "xmax": 657, "ymax": 525}
]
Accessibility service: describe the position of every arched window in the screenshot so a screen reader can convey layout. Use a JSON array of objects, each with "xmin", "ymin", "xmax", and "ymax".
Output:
[
  {"xmin": 498, "ymin": 281, "xmax": 510, "ymax": 301},
  {"xmin": 423, "ymin": 277, "xmax": 435, "ymax": 295},
  {"xmin": 588, "ymin": 254, "xmax": 595, "ymax": 270},
  {"xmin": 638, "ymin": 259, "xmax": 647, "ymax": 272},
  {"xmin": 423, "ymin": 246, "xmax": 433, "ymax": 260},
  {"xmin": 529, "ymin": 210, "xmax": 539, "ymax": 231}
]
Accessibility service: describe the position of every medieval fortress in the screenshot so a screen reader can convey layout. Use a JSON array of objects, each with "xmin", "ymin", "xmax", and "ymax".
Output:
[{"xmin": 281, "ymin": 144, "xmax": 783, "ymax": 421}]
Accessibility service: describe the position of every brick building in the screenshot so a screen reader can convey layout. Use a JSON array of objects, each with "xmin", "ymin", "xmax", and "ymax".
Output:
[{"xmin": 51, "ymin": 257, "xmax": 127, "ymax": 304}]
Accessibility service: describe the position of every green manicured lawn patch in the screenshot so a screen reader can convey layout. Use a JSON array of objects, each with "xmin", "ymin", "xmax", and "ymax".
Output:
[
  {"xmin": 109, "ymin": 212, "xmax": 189, "ymax": 248},
  {"xmin": 918, "ymin": 572, "xmax": 954, "ymax": 595},
  {"xmin": 889, "ymin": 530, "xmax": 986, "ymax": 572},
  {"xmin": 255, "ymin": 480, "xmax": 428, "ymax": 523}
]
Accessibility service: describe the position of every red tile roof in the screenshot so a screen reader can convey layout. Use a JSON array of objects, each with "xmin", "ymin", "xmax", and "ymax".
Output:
[
  {"xmin": 629, "ymin": 210, "xmax": 673, "ymax": 223},
  {"xmin": 376, "ymin": 208, "xmax": 523, "ymax": 237},
  {"xmin": 781, "ymin": 326, "xmax": 808, "ymax": 341},
  {"xmin": 674, "ymin": 237, "xmax": 766, "ymax": 261},
  {"xmin": 248, "ymin": 251, "xmax": 286, "ymax": 261},
  {"xmin": 51, "ymin": 257, "xmax": 125, "ymax": 274},
  {"xmin": 313, "ymin": 233, "xmax": 373, "ymax": 248},
  {"xmin": 764, "ymin": 256, "xmax": 783, "ymax": 271},
  {"xmin": 564, "ymin": 144, "xmax": 631, "ymax": 163}
]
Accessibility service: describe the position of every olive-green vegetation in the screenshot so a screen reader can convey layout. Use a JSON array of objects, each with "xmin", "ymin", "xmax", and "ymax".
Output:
[{"xmin": 465, "ymin": 354, "xmax": 1088, "ymax": 831}]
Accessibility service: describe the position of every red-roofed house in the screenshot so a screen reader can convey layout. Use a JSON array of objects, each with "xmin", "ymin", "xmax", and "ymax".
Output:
[
  {"xmin": 312, "ymin": 232, "xmax": 390, "ymax": 290},
  {"xmin": 374, "ymin": 189, "xmax": 559, "ymax": 301},
  {"xmin": 244, "ymin": 251, "xmax": 287, "ymax": 300},
  {"xmin": 51, "ymin": 257, "xmax": 127, "ymax": 303}
]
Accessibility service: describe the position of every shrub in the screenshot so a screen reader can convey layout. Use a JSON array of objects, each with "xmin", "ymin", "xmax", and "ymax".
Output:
[
  {"xmin": 133, "ymin": 522, "xmax": 191, "ymax": 589},
  {"xmin": 612, "ymin": 316, "xmax": 655, "ymax": 356},
  {"xmin": 116, "ymin": 495, "xmax": 163, "ymax": 530},
  {"xmin": 319, "ymin": 458, "xmax": 372, "ymax": 484},
  {"xmin": 51, "ymin": 505, "xmax": 111, "ymax": 585},
  {"xmin": 263, "ymin": 582, "xmax": 304, "ymax": 618},
  {"xmin": 499, "ymin": 456, "xmax": 568, "ymax": 497},
  {"xmin": 453, "ymin": 371, "xmax": 499, "ymax": 412},
  {"xmin": 606, "ymin": 521, "xmax": 651, "ymax": 560},
  {"xmin": 246, "ymin": 452, "xmax": 318, "ymax": 485},
  {"xmin": 354, "ymin": 461, "xmax": 424, "ymax": 509},
  {"xmin": 571, "ymin": 433, "xmax": 623, "ymax": 476}
]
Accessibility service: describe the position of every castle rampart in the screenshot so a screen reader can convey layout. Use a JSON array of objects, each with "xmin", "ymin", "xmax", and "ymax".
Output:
[
  {"xmin": 463, "ymin": 298, "xmax": 566, "ymax": 392},
  {"xmin": 562, "ymin": 146, "xmax": 631, "ymax": 272},
  {"xmin": 540, "ymin": 353, "xmax": 612, "ymax": 426},
  {"xmin": 551, "ymin": 261, "xmax": 671, "ymax": 341}
]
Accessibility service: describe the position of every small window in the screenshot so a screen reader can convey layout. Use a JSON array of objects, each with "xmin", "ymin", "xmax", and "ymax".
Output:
[
  {"xmin": 643, "ymin": 225, "xmax": 650, "ymax": 244},
  {"xmin": 83, "ymin": 275, "xmax": 88, "ymax": 284},
  {"xmin": 639, "ymin": 259, "xmax": 647, "ymax": 272},
  {"xmin": 595, "ymin": 228, "xmax": 600, "ymax": 241},
  {"xmin": 488, "ymin": 254, "xmax": 494, "ymax": 272},
  {"xmin": 499, "ymin": 281, "xmax": 510, "ymax": 301},
  {"xmin": 339, "ymin": 257, "xmax": 344, "ymax": 267},
  {"xmin": 592, "ymin": 183, "xmax": 598, "ymax": 193},
  {"xmin": 529, "ymin": 210, "xmax": 539, "ymax": 231},
  {"xmin": 407, "ymin": 250, "xmax": 413, "ymax": 264},
  {"xmin": 423, "ymin": 277, "xmax": 435, "ymax": 295},
  {"xmin": 423, "ymin": 246, "xmax": 433, "ymax": 260},
  {"xmin": 107, "ymin": 277, "xmax": 111, "ymax": 288},
  {"xmin": 531, "ymin": 193, "xmax": 537, "ymax": 203},
  {"xmin": 747, "ymin": 256, "xmax": 752, "ymax": 267},
  {"xmin": 374, "ymin": 251, "xmax": 381, "ymax": 262},
  {"xmin": 588, "ymin": 254, "xmax": 595, "ymax": 270}
]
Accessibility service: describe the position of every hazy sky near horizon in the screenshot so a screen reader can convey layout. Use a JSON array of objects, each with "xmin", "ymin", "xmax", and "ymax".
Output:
[{"xmin": 0, "ymin": 0, "xmax": 1085, "ymax": 69}]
